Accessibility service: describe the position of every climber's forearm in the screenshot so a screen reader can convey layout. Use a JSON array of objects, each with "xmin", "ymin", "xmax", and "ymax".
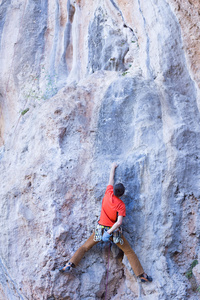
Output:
[
  {"xmin": 108, "ymin": 162, "xmax": 118, "ymax": 186},
  {"xmin": 107, "ymin": 216, "xmax": 123, "ymax": 234}
]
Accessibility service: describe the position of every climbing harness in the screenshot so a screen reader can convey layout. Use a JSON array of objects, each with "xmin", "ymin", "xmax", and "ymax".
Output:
[
  {"xmin": 93, "ymin": 224, "xmax": 124, "ymax": 245},
  {"xmin": 93, "ymin": 224, "xmax": 110, "ymax": 241}
]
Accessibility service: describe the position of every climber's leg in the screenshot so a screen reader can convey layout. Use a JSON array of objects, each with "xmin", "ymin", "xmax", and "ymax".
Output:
[
  {"xmin": 69, "ymin": 232, "xmax": 99, "ymax": 267},
  {"xmin": 59, "ymin": 232, "xmax": 99, "ymax": 272},
  {"xmin": 116, "ymin": 235, "xmax": 144, "ymax": 277}
]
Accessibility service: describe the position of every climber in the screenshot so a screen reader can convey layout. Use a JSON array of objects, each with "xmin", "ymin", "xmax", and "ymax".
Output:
[{"xmin": 59, "ymin": 162, "xmax": 152, "ymax": 283}]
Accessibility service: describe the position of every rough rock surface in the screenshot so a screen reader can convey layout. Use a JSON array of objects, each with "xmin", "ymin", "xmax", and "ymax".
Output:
[{"xmin": 0, "ymin": 0, "xmax": 200, "ymax": 299}]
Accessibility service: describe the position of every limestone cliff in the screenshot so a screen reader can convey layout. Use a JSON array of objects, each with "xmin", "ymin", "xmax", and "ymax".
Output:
[{"xmin": 0, "ymin": 0, "xmax": 200, "ymax": 299}]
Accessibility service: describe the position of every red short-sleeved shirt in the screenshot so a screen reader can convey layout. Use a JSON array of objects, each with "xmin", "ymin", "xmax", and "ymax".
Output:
[{"xmin": 98, "ymin": 185, "xmax": 126, "ymax": 227}]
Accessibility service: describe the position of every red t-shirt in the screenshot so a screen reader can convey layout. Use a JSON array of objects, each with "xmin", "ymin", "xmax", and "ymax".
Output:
[{"xmin": 98, "ymin": 185, "xmax": 126, "ymax": 227}]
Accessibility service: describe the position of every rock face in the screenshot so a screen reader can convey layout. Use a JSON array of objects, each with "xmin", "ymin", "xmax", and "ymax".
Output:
[{"xmin": 0, "ymin": 0, "xmax": 200, "ymax": 299}]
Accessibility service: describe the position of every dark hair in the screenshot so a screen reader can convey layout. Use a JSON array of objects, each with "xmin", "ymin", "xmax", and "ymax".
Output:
[{"xmin": 114, "ymin": 183, "xmax": 125, "ymax": 197}]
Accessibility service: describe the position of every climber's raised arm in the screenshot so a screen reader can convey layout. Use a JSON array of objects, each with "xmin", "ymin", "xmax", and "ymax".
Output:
[{"xmin": 108, "ymin": 162, "xmax": 118, "ymax": 186}]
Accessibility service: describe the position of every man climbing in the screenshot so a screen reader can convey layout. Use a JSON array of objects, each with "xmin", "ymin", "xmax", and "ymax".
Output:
[{"xmin": 59, "ymin": 162, "xmax": 152, "ymax": 283}]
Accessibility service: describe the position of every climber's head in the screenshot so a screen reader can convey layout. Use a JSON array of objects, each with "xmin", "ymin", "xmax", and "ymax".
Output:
[{"xmin": 114, "ymin": 183, "xmax": 125, "ymax": 197}]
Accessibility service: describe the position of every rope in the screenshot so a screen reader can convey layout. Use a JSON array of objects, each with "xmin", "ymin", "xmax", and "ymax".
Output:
[{"xmin": 105, "ymin": 242, "xmax": 111, "ymax": 300}]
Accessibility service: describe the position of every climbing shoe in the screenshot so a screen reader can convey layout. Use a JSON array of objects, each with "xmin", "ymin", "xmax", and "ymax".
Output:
[
  {"xmin": 59, "ymin": 262, "xmax": 75, "ymax": 273},
  {"xmin": 139, "ymin": 273, "xmax": 153, "ymax": 283}
]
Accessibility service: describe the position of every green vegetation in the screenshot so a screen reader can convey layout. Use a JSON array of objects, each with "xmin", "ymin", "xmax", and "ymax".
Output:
[
  {"xmin": 122, "ymin": 71, "xmax": 129, "ymax": 76},
  {"xmin": 185, "ymin": 260, "xmax": 200, "ymax": 293},
  {"xmin": 21, "ymin": 108, "xmax": 29, "ymax": 116},
  {"xmin": 185, "ymin": 259, "xmax": 198, "ymax": 279}
]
